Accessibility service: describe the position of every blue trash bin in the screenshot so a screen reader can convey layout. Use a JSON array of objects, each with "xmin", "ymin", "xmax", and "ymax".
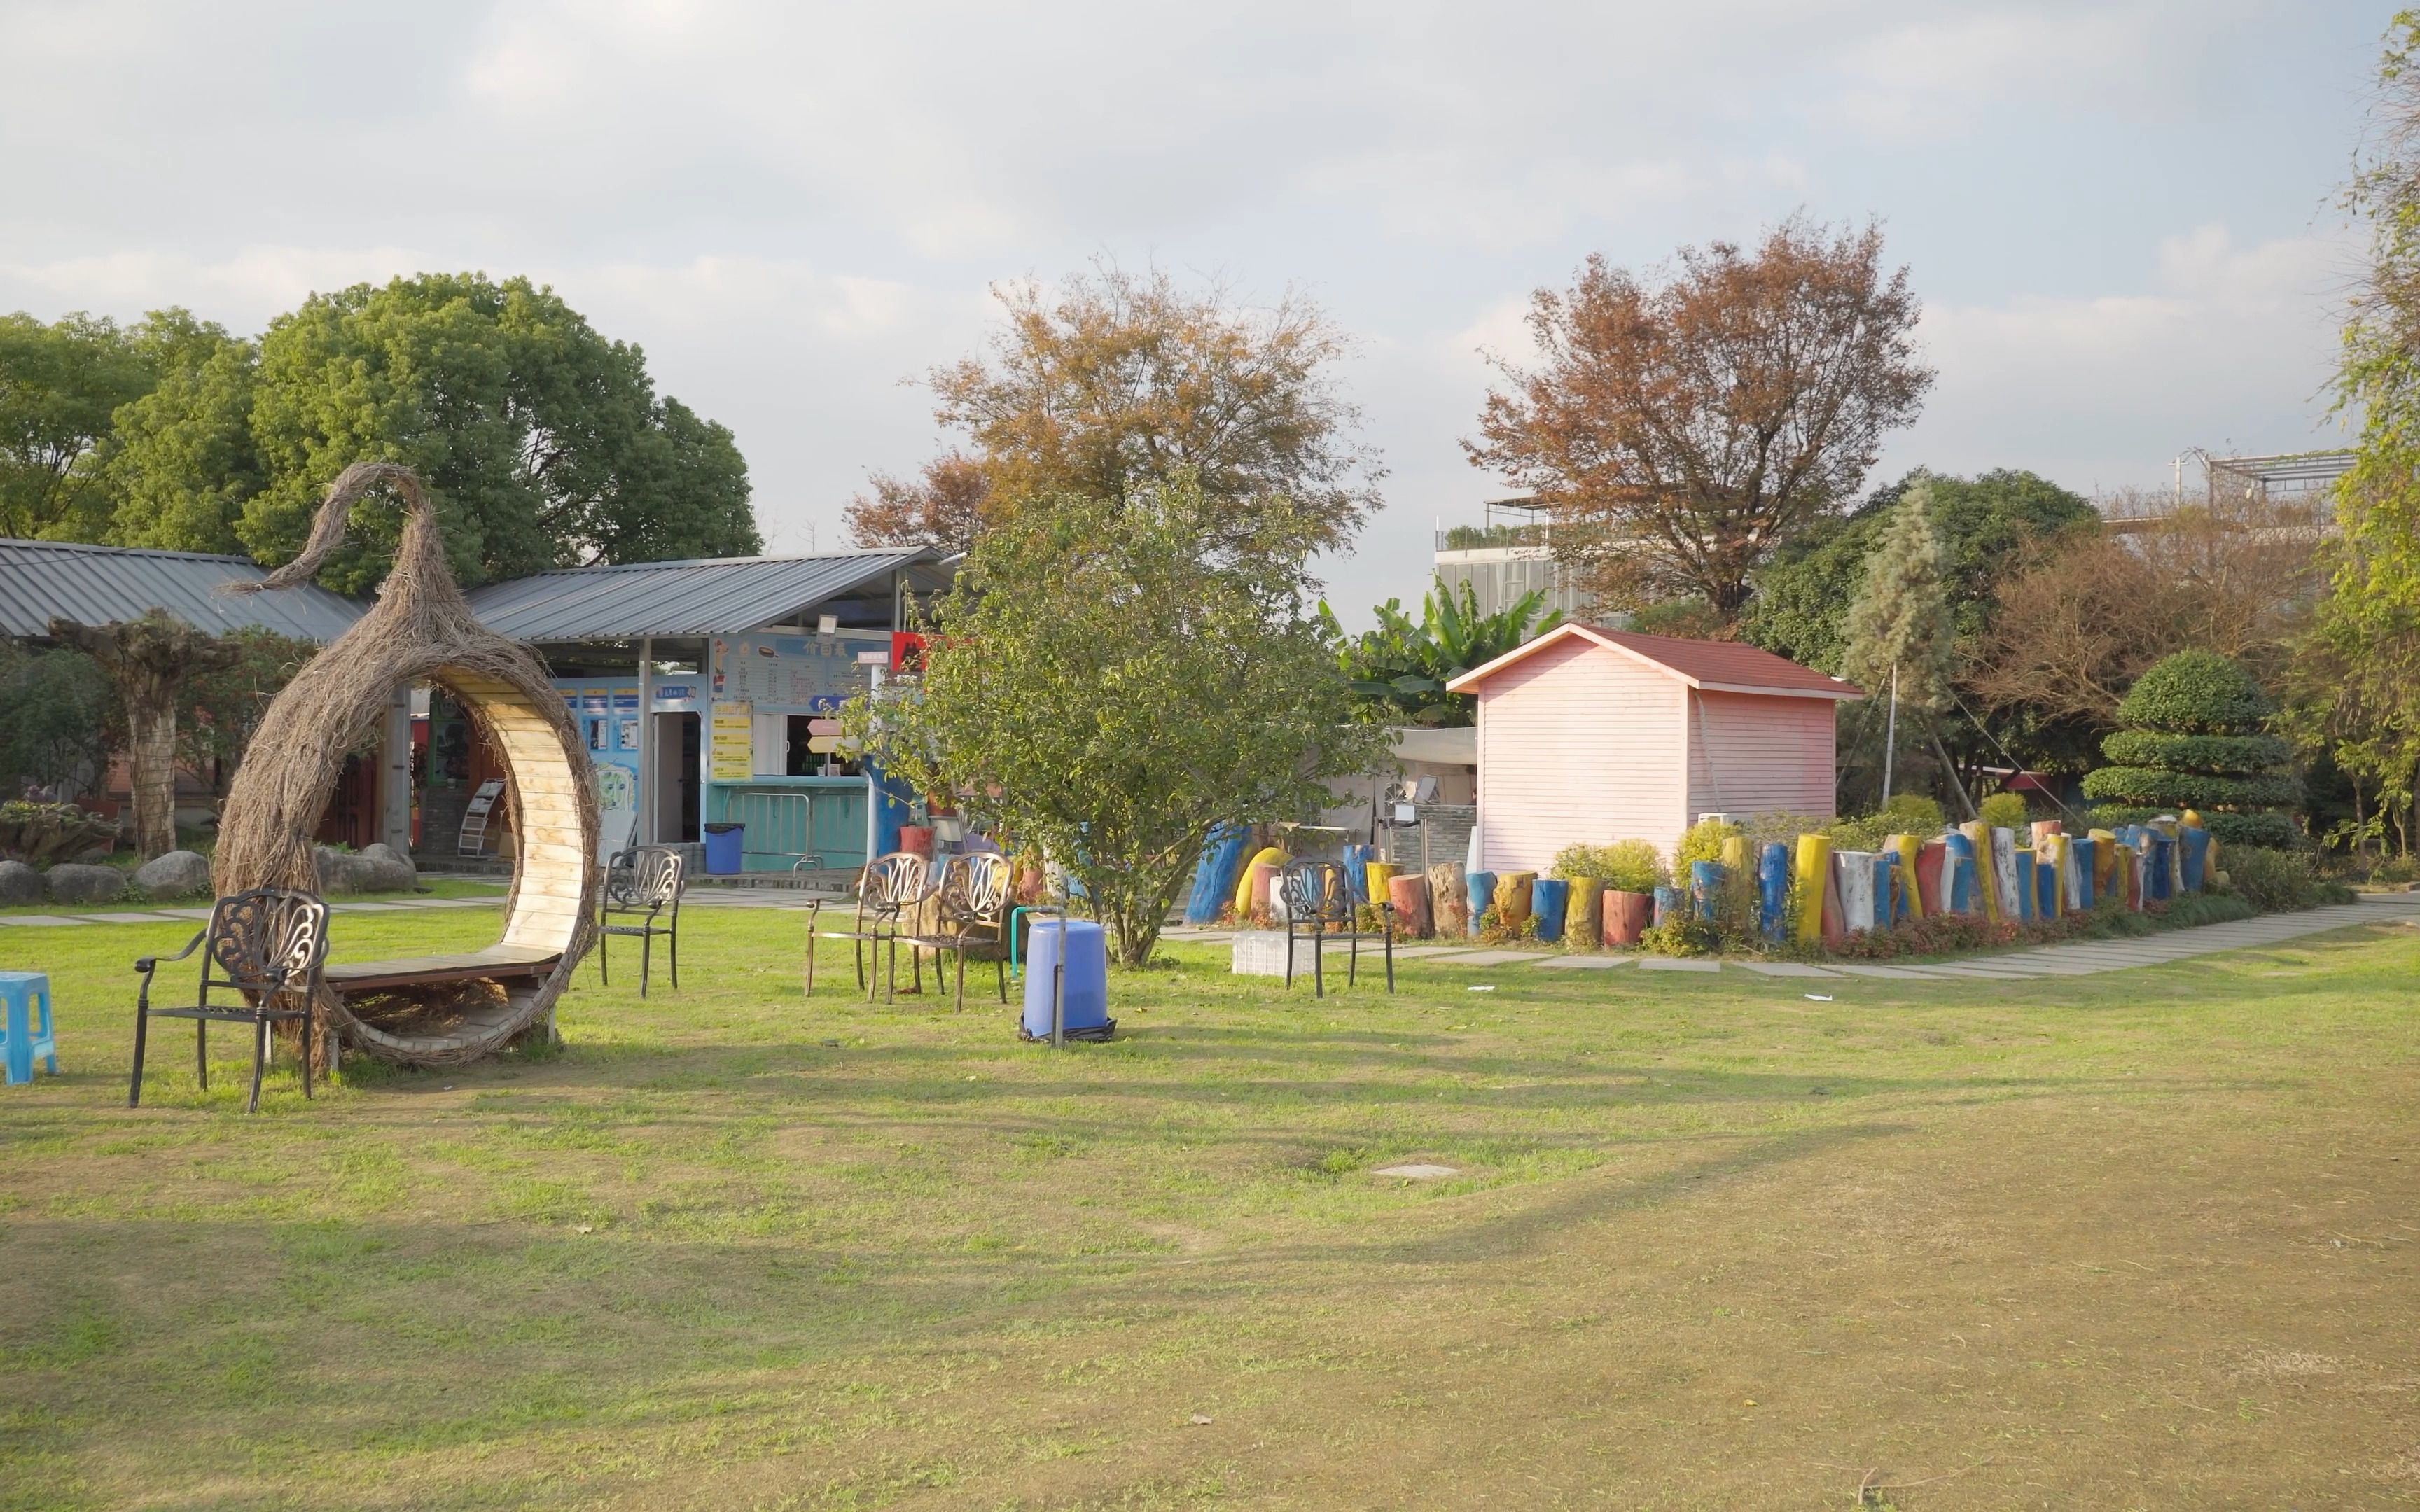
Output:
[
  {"xmin": 1022, "ymin": 918, "xmax": 1112, "ymax": 1041},
  {"xmin": 703, "ymin": 822, "xmax": 744, "ymax": 875}
]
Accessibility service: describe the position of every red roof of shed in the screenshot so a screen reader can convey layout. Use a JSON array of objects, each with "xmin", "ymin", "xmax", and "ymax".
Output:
[{"xmin": 1445, "ymin": 622, "xmax": 1863, "ymax": 701}]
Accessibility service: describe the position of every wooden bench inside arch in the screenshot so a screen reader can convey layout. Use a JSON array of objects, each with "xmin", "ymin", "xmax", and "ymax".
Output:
[{"xmin": 324, "ymin": 667, "xmax": 594, "ymax": 1065}]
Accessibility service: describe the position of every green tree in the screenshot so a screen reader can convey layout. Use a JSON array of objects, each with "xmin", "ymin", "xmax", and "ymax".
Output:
[
  {"xmin": 1836, "ymin": 482, "xmax": 1958, "ymax": 810},
  {"xmin": 2081, "ymin": 651, "xmax": 2302, "ymax": 848},
  {"xmin": 1744, "ymin": 468, "xmax": 2096, "ymax": 674},
  {"xmin": 856, "ymin": 475, "xmax": 1382, "ymax": 965},
  {"xmin": 235, "ymin": 273, "xmax": 758, "ymax": 592},
  {"xmin": 46, "ymin": 610, "xmax": 237, "ymax": 858},
  {"xmin": 99, "ymin": 319, "xmax": 265, "ymax": 554},
  {"xmin": 0, "ymin": 311, "xmax": 155, "ymax": 539},
  {"xmin": 0, "ymin": 639, "xmax": 112, "ymax": 801},
  {"xmin": 1321, "ymin": 578, "xmax": 1563, "ymax": 728}
]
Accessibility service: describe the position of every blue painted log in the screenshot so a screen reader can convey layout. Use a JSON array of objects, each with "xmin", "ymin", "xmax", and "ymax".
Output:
[
  {"xmin": 1757, "ymin": 842, "xmax": 1789, "ymax": 940},
  {"xmin": 1464, "ymin": 871, "xmax": 1496, "ymax": 937},
  {"xmin": 1531, "ymin": 877, "xmax": 1569, "ymax": 943},
  {"xmin": 1689, "ymin": 860, "xmax": 1723, "ymax": 921}
]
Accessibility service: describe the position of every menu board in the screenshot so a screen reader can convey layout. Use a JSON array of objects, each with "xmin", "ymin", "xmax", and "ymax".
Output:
[
  {"xmin": 710, "ymin": 634, "xmax": 879, "ymax": 711},
  {"xmin": 709, "ymin": 701, "xmax": 755, "ymax": 781}
]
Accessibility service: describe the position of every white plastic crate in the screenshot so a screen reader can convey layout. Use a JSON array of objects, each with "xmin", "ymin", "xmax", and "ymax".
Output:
[{"xmin": 1230, "ymin": 930, "xmax": 1326, "ymax": 978}]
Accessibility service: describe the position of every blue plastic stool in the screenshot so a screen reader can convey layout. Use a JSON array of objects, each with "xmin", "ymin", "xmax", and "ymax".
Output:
[{"xmin": 1, "ymin": 972, "xmax": 58, "ymax": 1085}]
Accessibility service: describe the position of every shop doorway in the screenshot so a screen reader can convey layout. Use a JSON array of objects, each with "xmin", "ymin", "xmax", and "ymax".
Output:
[{"xmin": 652, "ymin": 712, "xmax": 700, "ymax": 843}]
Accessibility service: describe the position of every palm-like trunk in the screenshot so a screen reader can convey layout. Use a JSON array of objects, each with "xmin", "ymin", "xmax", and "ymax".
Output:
[{"xmin": 48, "ymin": 612, "xmax": 237, "ymax": 860}]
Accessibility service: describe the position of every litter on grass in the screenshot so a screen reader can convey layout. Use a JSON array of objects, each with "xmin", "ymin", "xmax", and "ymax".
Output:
[
  {"xmin": 1467, "ymin": 985, "xmax": 1495, "ymax": 992},
  {"xmin": 1803, "ymin": 995, "xmax": 1833, "ymax": 1002}
]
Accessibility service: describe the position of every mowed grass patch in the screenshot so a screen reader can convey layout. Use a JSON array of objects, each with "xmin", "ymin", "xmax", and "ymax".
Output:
[{"xmin": 1, "ymin": 905, "xmax": 2416, "ymax": 1508}]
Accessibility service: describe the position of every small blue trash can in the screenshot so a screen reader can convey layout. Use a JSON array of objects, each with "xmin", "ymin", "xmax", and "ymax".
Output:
[
  {"xmin": 702, "ymin": 822, "xmax": 744, "ymax": 874},
  {"xmin": 1022, "ymin": 919, "xmax": 1112, "ymax": 1041}
]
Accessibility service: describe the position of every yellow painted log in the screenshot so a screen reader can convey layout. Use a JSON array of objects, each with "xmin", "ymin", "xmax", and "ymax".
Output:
[
  {"xmin": 1793, "ymin": 834, "xmax": 1831, "ymax": 944},
  {"xmin": 1234, "ymin": 846, "xmax": 1285, "ymax": 913},
  {"xmin": 1566, "ymin": 877, "xmax": 1602, "ymax": 946},
  {"xmin": 1719, "ymin": 835, "xmax": 1748, "ymax": 872},
  {"xmin": 1365, "ymin": 862, "xmax": 1395, "ymax": 909},
  {"xmin": 1886, "ymin": 833, "xmax": 1923, "ymax": 920},
  {"xmin": 1494, "ymin": 871, "xmax": 1536, "ymax": 926},
  {"xmin": 1960, "ymin": 820, "xmax": 2000, "ymax": 921}
]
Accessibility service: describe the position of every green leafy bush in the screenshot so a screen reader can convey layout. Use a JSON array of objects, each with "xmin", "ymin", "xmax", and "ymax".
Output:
[
  {"xmin": 1675, "ymin": 817, "xmax": 1740, "ymax": 868},
  {"xmin": 2115, "ymin": 649, "xmax": 2275, "ymax": 734},
  {"xmin": 1549, "ymin": 839, "xmax": 1668, "ymax": 894},
  {"xmin": 1639, "ymin": 915, "xmax": 1722, "ymax": 956},
  {"xmin": 1879, "ymin": 793, "xmax": 1945, "ymax": 830},
  {"xmin": 2099, "ymin": 730, "xmax": 2293, "ymax": 773},
  {"xmin": 2213, "ymin": 846, "xmax": 2353, "ymax": 912},
  {"xmin": 1977, "ymin": 792, "xmax": 2030, "ymax": 831},
  {"xmin": 1823, "ymin": 813, "xmax": 1894, "ymax": 851}
]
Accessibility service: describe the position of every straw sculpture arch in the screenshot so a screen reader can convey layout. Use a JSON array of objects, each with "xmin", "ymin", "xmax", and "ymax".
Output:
[{"xmin": 214, "ymin": 461, "xmax": 599, "ymax": 1066}]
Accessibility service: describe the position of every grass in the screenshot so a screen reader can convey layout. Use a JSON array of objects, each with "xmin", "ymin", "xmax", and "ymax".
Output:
[{"xmin": 2, "ymin": 902, "xmax": 2417, "ymax": 1508}]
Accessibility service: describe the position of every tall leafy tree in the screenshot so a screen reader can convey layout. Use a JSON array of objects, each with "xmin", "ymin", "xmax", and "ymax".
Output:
[
  {"xmin": 0, "ymin": 312, "xmax": 155, "ymax": 539},
  {"xmin": 923, "ymin": 263, "xmax": 1382, "ymax": 556},
  {"xmin": 856, "ymin": 474, "xmax": 1382, "ymax": 965},
  {"xmin": 0, "ymin": 638, "xmax": 112, "ymax": 801},
  {"xmin": 1837, "ymin": 482, "xmax": 1955, "ymax": 706},
  {"xmin": 231, "ymin": 273, "xmax": 759, "ymax": 592},
  {"xmin": 99, "ymin": 318, "xmax": 265, "ymax": 554},
  {"xmin": 1468, "ymin": 216, "xmax": 1931, "ymax": 622}
]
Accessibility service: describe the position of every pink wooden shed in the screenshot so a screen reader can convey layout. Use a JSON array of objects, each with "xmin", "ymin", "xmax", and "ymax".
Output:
[{"xmin": 1445, "ymin": 624, "xmax": 1863, "ymax": 874}]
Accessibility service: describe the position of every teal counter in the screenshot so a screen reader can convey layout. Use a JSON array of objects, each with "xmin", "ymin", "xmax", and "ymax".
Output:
[{"xmin": 706, "ymin": 778, "xmax": 868, "ymax": 872}]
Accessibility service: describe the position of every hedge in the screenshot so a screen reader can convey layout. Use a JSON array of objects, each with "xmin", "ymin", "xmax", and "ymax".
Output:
[
  {"xmin": 2086, "ymin": 805, "xmax": 2304, "ymax": 849},
  {"xmin": 2079, "ymin": 766, "xmax": 2304, "ymax": 810},
  {"xmin": 2097, "ymin": 729, "xmax": 2293, "ymax": 774}
]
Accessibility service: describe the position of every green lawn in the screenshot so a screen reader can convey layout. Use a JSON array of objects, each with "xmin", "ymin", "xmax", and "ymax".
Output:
[{"xmin": 1, "ymin": 905, "xmax": 2416, "ymax": 1508}]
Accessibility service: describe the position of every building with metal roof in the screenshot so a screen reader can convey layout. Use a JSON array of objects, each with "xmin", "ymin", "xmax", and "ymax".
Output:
[
  {"xmin": 461, "ymin": 547, "xmax": 953, "ymax": 643},
  {"xmin": 0, "ymin": 538, "xmax": 365, "ymax": 642}
]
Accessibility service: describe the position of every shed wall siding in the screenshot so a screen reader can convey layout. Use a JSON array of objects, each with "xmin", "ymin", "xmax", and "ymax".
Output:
[
  {"xmin": 1476, "ymin": 640, "xmax": 1688, "ymax": 874},
  {"xmin": 1685, "ymin": 690, "xmax": 1838, "ymax": 822}
]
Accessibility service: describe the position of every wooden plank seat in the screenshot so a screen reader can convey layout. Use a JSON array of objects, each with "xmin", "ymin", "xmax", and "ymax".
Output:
[{"xmin": 323, "ymin": 944, "xmax": 562, "ymax": 993}]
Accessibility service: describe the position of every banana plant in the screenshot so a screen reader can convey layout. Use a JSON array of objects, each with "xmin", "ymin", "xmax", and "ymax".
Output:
[{"xmin": 1320, "ymin": 578, "xmax": 1564, "ymax": 727}]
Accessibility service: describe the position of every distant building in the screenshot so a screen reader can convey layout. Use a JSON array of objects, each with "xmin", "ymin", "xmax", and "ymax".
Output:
[{"xmin": 1430, "ymin": 497, "xmax": 1599, "ymax": 621}]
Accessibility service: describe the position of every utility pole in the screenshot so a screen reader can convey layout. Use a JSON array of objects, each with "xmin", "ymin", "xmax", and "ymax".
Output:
[{"xmin": 1880, "ymin": 663, "xmax": 1899, "ymax": 804}]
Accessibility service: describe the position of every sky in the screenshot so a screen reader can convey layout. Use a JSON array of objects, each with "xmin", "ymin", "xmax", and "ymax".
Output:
[{"xmin": 0, "ymin": 0, "xmax": 2390, "ymax": 622}]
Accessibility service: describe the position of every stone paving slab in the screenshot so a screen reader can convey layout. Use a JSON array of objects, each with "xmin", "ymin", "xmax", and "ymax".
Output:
[
  {"xmin": 331, "ymin": 902, "xmax": 415, "ymax": 913},
  {"xmin": 1639, "ymin": 957, "xmax": 1720, "ymax": 972},
  {"xmin": 1829, "ymin": 964, "xmax": 1942, "ymax": 979},
  {"xmin": 1391, "ymin": 946, "xmax": 1478, "ymax": 960},
  {"xmin": 1917, "ymin": 965, "xmax": 2039, "ymax": 980},
  {"xmin": 1531, "ymin": 955, "xmax": 1636, "ymax": 969},
  {"xmin": 1739, "ymin": 961, "xmax": 1840, "ymax": 977},
  {"xmin": 1439, "ymin": 950, "xmax": 1551, "ymax": 967},
  {"xmin": 79, "ymin": 911, "xmax": 176, "ymax": 923},
  {"xmin": 0, "ymin": 914, "xmax": 90, "ymax": 927}
]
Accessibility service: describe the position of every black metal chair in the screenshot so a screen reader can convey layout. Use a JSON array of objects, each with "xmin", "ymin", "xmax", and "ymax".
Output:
[
  {"xmin": 597, "ymin": 846, "xmax": 686, "ymax": 997},
  {"xmin": 1277, "ymin": 858, "xmax": 1396, "ymax": 997},
  {"xmin": 130, "ymin": 887, "xmax": 331, "ymax": 1113},
  {"xmin": 804, "ymin": 851, "xmax": 934, "ymax": 1002},
  {"xmin": 900, "ymin": 853, "xmax": 1013, "ymax": 1009}
]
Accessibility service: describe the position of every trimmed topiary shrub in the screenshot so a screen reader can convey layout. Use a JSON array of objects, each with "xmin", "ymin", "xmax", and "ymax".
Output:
[{"xmin": 2082, "ymin": 650, "xmax": 2302, "ymax": 844}]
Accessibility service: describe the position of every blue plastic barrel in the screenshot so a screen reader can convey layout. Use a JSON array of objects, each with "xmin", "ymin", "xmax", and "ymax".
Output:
[
  {"xmin": 1757, "ymin": 843, "xmax": 1790, "ymax": 939},
  {"xmin": 1531, "ymin": 877, "xmax": 1568, "ymax": 943},
  {"xmin": 702, "ymin": 822, "xmax": 744, "ymax": 874},
  {"xmin": 1653, "ymin": 885, "xmax": 1684, "ymax": 927},
  {"xmin": 1942, "ymin": 832, "xmax": 1976, "ymax": 914},
  {"xmin": 1022, "ymin": 919, "xmax": 1109, "ymax": 1039},
  {"xmin": 2178, "ymin": 827, "xmax": 2210, "ymax": 892}
]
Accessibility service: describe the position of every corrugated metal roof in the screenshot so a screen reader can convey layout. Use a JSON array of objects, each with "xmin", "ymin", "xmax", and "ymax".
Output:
[
  {"xmin": 1447, "ymin": 622, "xmax": 1863, "ymax": 700},
  {"xmin": 0, "ymin": 538, "xmax": 365, "ymax": 642},
  {"xmin": 461, "ymin": 548, "xmax": 938, "ymax": 641}
]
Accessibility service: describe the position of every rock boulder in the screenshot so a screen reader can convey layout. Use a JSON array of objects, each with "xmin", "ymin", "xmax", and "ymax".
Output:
[
  {"xmin": 0, "ymin": 860, "xmax": 45, "ymax": 906},
  {"xmin": 46, "ymin": 863, "xmax": 126, "ymax": 904},
  {"xmin": 132, "ymin": 849, "xmax": 214, "ymax": 899},
  {"xmin": 353, "ymin": 842, "xmax": 418, "ymax": 893}
]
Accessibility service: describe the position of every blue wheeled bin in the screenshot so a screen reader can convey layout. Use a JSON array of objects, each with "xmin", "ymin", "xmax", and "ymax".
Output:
[
  {"xmin": 1022, "ymin": 918, "xmax": 1113, "ymax": 1042},
  {"xmin": 703, "ymin": 822, "xmax": 744, "ymax": 874}
]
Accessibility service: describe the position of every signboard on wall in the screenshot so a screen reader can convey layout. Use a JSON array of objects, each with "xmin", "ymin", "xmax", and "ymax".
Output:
[
  {"xmin": 709, "ymin": 634, "xmax": 880, "ymax": 710},
  {"xmin": 710, "ymin": 701, "xmax": 754, "ymax": 781}
]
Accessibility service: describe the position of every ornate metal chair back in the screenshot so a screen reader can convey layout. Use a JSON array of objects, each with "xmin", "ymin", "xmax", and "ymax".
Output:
[
  {"xmin": 606, "ymin": 847, "xmax": 685, "ymax": 914},
  {"xmin": 939, "ymin": 853, "xmax": 1013, "ymax": 934},
  {"xmin": 1278, "ymin": 859, "xmax": 1349, "ymax": 926},
  {"xmin": 203, "ymin": 888, "xmax": 331, "ymax": 998},
  {"xmin": 861, "ymin": 852, "xmax": 931, "ymax": 918}
]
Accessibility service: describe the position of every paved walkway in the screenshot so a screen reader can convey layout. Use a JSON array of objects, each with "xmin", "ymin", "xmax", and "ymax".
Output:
[{"xmin": 1176, "ymin": 896, "xmax": 2420, "ymax": 981}]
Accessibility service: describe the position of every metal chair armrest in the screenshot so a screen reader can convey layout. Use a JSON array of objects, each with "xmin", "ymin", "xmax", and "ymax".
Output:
[{"xmin": 134, "ymin": 928, "xmax": 208, "ymax": 976}]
